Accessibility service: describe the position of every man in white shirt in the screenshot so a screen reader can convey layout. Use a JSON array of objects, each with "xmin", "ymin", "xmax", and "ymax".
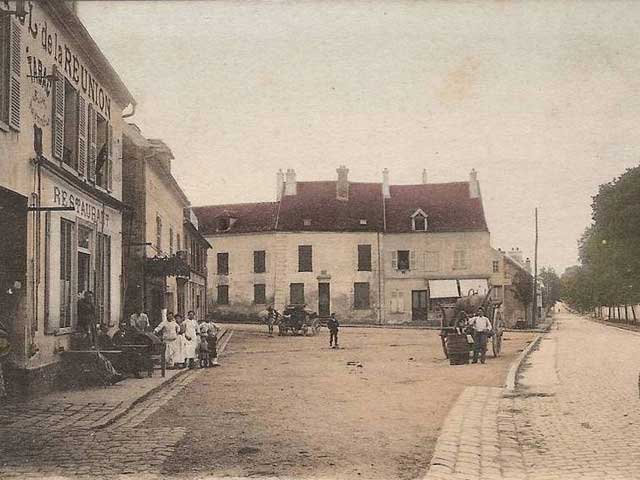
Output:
[
  {"xmin": 130, "ymin": 309, "xmax": 150, "ymax": 332},
  {"xmin": 469, "ymin": 307, "xmax": 492, "ymax": 364}
]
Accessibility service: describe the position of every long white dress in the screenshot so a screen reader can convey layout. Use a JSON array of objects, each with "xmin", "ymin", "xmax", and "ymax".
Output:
[
  {"xmin": 183, "ymin": 319, "xmax": 198, "ymax": 360},
  {"xmin": 174, "ymin": 322, "xmax": 186, "ymax": 366},
  {"xmin": 154, "ymin": 320, "xmax": 180, "ymax": 366}
]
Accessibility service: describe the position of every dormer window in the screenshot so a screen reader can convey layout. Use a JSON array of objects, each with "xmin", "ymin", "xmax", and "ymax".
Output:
[
  {"xmin": 303, "ymin": 218, "xmax": 312, "ymax": 227},
  {"xmin": 217, "ymin": 217, "xmax": 230, "ymax": 232},
  {"xmin": 411, "ymin": 209, "xmax": 428, "ymax": 231},
  {"xmin": 359, "ymin": 219, "xmax": 368, "ymax": 226}
]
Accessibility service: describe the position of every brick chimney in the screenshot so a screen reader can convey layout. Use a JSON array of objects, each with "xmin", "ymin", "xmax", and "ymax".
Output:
[
  {"xmin": 276, "ymin": 169, "xmax": 285, "ymax": 200},
  {"xmin": 469, "ymin": 168, "xmax": 480, "ymax": 198},
  {"xmin": 336, "ymin": 165, "xmax": 349, "ymax": 201},
  {"xmin": 284, "ymin": 168, "xmax": 297, "ymax": 196},
  {"xmin": 422, "ymin": 169, "xmax": 428, "ymax": 184},
  {"xmin": 382, "ymin": 168, "xmax": 390, "ymax": 199}
]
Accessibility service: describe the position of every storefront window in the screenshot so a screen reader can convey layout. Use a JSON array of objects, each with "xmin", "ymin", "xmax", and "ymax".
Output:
[{"xmin": 77, "ymin": 225, "xmax": 92, "ymax": 296}]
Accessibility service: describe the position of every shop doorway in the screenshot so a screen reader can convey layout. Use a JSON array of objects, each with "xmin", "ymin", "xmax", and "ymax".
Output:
[{"xmin": 411, "ymin": 290, "xmax": 428, "ymax": 322}]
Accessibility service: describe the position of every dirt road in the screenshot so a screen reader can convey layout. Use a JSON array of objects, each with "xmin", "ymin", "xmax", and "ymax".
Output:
[{"xmin": 151, "ymin": 324, "xmax": 535, "ymax": 479}]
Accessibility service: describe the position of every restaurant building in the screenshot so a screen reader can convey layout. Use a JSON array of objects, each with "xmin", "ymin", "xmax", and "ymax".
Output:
[{"xmin": 0, "ymin": 0, "xmax": 135, "ymax": 395}]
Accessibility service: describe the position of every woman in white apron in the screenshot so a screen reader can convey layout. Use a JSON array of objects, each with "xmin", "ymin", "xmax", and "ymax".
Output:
[
  {"xmin": 173, "ymin": 314, "xmax": 186, "ymax": 368},
  {"xmin": 183, "ymin": 312, "xmax": 199, "ymax": 368},
  {"xmin": 153, "ymin": 312, "xmax": 180, "ymax": 368}
]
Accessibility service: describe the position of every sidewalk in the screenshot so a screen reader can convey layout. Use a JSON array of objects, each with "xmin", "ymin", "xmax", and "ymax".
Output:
[{"xmin": 0, "ymin": 328, "xmax": 233, "ymax": 432}]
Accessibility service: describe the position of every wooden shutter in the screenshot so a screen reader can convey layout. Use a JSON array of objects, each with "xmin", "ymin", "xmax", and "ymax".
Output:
[
  {"xmin": 8, "ymin": 19, "xmax": 21, "ymax": 130},
  {"xmin": 77, "ymin": 95, "xmax": 87, "ymax": 176},
  {"xmin": 52, "ymin": 65, "xmax": 65, "ymax": 160},
  {"xmin": 391, "ymin": 251, "xmax": 398, "ymax": 270},
  {"xmin": 106, "ymin": 122, "xmax": 113, "ymax": 190},
  {"xmin": 87, "ymin": 104, "xmax": 97, "ymax": 181}
]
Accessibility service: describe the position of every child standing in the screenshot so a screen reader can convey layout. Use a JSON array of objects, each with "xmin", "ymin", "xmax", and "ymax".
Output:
[
  {"xmin": 327, "ymin": 313, "xmax": 340, "ymax": 349},
  {"xmin": 206, "ymin": 318, "xmax": 221, "ymax": 366},
  {"xmin": 198, "ymin": 326, "xmax": 210, "ymax": 368}
]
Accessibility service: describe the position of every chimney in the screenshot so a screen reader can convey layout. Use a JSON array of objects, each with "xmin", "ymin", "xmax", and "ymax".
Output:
[
  {"xmin": 276, "ymin": 169, "xmax": 285, "ymax": 201},
  {"xmin": 284, "ymin": 168, "xmax": 297, "ymax": 196},
  {"xmin": 469, "ymin": 168, "xmax": 480, "ymax": 198},
  {"xmin": 525, "ymin": 257, "xmax": 532, "ymax": 273},
  {"xmin": 382, "ymin": 168, "xmax": 390, "ymax": 199},
  {"xmin": 336, "ymin": 165, "xmax": 349, "ymax": 201},
  {"xmin": 508, "ymin": 247, "xmax": 524, "ymax": 265},
  {"xmin": 422, "ymin": 169, "xmax": 428, "ymax": 184}
]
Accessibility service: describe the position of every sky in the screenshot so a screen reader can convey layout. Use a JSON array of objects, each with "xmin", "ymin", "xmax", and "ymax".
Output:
[{"xmin": 78, "ymin": 0, "xmax": 640, "ymax": 274}]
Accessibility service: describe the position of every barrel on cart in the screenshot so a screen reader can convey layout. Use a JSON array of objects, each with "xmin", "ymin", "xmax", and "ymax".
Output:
[{"xmin": 446, "ymin": 333, "xmax": 471, "ymax": 365}]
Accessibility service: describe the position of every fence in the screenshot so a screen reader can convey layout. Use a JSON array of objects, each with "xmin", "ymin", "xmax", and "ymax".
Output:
[{"xmin": 594, "ymin": 305, "xmax": 639, "ymax": 324}]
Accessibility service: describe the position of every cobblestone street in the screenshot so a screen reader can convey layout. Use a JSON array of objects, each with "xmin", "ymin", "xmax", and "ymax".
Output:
[{"xmin": 425, "ymin": 307, "xmax": 640, "ymax": 480}]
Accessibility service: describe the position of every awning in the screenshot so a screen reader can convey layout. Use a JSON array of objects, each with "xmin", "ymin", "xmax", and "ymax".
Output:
[
  {"xmin": 428, "ymin": 280, "xmax": 460, "ymax": 299},
  {"xmin": 459, "ymin": 279, "xmax": 489, "ymax": 296}
]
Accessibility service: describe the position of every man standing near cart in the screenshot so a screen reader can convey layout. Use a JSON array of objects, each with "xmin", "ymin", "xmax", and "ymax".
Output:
[{"xmin": 469, "ymin": 307, "xmax": 492, "ymax": 364}]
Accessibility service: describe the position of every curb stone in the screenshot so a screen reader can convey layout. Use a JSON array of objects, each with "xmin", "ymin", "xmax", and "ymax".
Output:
[{"xmin": 93, "ymin": 328, "xmax": 233, "ymax": 430}]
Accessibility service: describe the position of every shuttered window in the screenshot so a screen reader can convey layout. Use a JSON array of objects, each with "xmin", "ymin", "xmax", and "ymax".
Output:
[
  {"xmin": 357, "ymin": 244, "xmax": 372, "ymax": 271},
  {"xmin": 0, "ymin": 18, "xmax": 20, "ymax": 130},
  {"xmin": 217, "ymin": 252, "xmax": 229, "ymax": 275},
  {"xmin": 298, "ymin": 245, "xmax": 312, "ymax": 272},
  {"xmin": 87, "ymin": 104, "xmax": 97, "ymax": 181},
  {"xmin": 77, "ymin": 95, "xmax": 87, "ymax": 176},
  {"xmin": 62, "ymin": 79, "xmax": 79, "ymax": 168},
  {"xmin": 60, "ymin": 219, "xmax": 75, "ymax": 329},
  {"xmin": 254, "ymin": 250, "xmax": 266, "ymax": 273},
  {"xmin": 217, "ymin": 285, "xmax": 229, "ymax": 305},
  {"xmin": 290, "ymin": 283, "xmax": 305, "ymax": 304},
  {"xmin": 52, "ymin": 66, "xmax": 65, "ymax": 160},
  {"xmin": 397, "ymin": 250, "xmax": 410, "ymax": 271},
  {"xmin": 254, "ymin": 284, "xmax": 266, "ymax": 304},
  {"xmin": 354, "ymin": 282, "xmax": 370, "ymax": 309}
]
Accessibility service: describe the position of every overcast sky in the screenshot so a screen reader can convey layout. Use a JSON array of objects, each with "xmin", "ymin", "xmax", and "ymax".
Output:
[{"xmin": 78, "ymin": 1, "xmax": 640, "ymax": 274}]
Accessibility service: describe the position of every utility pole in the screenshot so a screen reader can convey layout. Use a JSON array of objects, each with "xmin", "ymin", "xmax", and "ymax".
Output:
[{"xmin": 532, "ymin": 208, "xmax": 539, "ymax": 327}]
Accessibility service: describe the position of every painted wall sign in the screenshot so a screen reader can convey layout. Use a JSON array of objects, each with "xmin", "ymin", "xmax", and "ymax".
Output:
[
  {"xmin": 52, "ymin": 185, "xmax": 111, "ymax": 228},
  {"xmin": 25, "ymin": 1, "xmax": 113, "ymax": 120}
]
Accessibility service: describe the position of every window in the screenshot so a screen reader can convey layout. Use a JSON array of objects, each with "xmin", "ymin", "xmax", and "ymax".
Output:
[
  {"xmin": 95, "ymin": 114, "xmax": 112, "ymax": 189},
  {"xmin": 354, "ymin": 282, "xmax": 370, "ymax": 309},
  {"xmin": 62, "ymin": 79, "xmax": 78, "ymax": 168},
  {"xmin": 358, "ymin": 244, "xmax": 372, "ymax": 271},
  {"xmin": 411, "ymin": 209, "xmax": 428, "ymax": 231},
  {"xmin": 303, "ymin": 218, "xmax": 312, "ymax": 227},
  {"xmin": 298, "ymin": 245, "xmax": 312, "ymax": 272},
  {"xmin": 359, "ymin": 219, "xmax": 367, "ymax": 226},
  {"xmin": 453, "ymin": 250, "xmax": 468, "ymax": 270},
  {"xmin": 413, "ymin": 214, "xmax": 427, "ymax": 231},
  {"xmin": 425, "ymin": 252, "xmax": 440, "ymax": 272},
  {"xmin": 217, "ymin": 217, "xmax": 230, "ymax": 231},
  {"xmin": 77, "ymin": 225, "xmax": 92, "ymax": 295},
  {"xmin": 60, "ymin": 219, "xmax": 74, "ymax": 328},
  {"xmin": 156, "ymin": 215, "xmax": 162, "ymax": 253},
  {"xmin": 217, "ymin": 285, "xmax": 229, "ymax": 305},
  {"xmin": 254, "ymin": 284, "xmax": 266, "ymax": 304},
  {"xmin": 492, "ymin": 260, "xmax": 500, "ymax": 273},
  {"xmin": 395, "ymin": 250, "xmax": 410, "ymax": 271},
  {"xmin": 390, "ymin": 290, "xmax": 405, "ymax": 313},
  {"xmin": 254, "ymin": 250, "xmax": 266, "ymax": 273},
  {"xmin": 290, "ymin": 283, "xmax": 305, "ymax": 304},
  {"xmin": 217, "ymin": 252, "xmax": 229, "ymax": 275},
  {"xmin": 0, "ymin": 17, "xmax": 20, "ymax": 131}
]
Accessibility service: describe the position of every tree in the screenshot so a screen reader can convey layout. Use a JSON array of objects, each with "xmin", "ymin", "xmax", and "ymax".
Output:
[
  {"xmin": 539, "ymin": 267, "xmax": 561, "ymax": 308},
  {"xmin": 512, "ymin": 270, "xmax": 534, "ymax": 324}
]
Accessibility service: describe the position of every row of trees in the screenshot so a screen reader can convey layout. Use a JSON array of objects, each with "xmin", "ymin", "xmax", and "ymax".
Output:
[{"xmin": 561, "ymin": 165, "xmax": 640, "ymax": 312}]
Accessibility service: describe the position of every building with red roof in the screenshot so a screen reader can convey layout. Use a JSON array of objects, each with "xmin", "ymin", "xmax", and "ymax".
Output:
[{"xmin": 195, "ymin": 166, "xmax": 494, "ymax": 324}]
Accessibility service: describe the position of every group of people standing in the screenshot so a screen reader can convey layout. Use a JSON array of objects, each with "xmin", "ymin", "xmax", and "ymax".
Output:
[{"xmin": 152, "ymin": 310, "xmax": 221, "ymax": 369}]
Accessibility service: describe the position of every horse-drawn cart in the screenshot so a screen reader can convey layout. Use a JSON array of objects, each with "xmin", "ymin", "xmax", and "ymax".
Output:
[
  {"xmin": 439, "ymin": 288, "xmax": 504, "ymax": 364},
  {"xmin": 278, "ymin": 304, "xmax": 321, "ymax": 336}
]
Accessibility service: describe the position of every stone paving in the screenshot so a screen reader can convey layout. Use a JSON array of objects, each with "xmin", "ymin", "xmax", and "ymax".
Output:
[
  {"xmin": 0, "ymin": 330, "xmax": 234, "ymax": 479},
  {"xmin": 425, "ymin": 308, "xmax": 640, "ymax": 480}
]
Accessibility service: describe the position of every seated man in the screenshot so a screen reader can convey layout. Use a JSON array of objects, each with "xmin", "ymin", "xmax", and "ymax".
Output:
[{"xmin": 112, "ymin": 323, "xmax": 144, "ymax": 378}]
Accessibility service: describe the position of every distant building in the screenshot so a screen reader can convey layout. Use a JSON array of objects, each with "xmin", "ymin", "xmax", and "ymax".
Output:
[
  {"xmin": 0, "ymin": 1, "xmax": 135, "ymax": 395},
  {"xmin": 194, "ymin": 167, "xmax": 493, "ymax": 325},
  {"xmin": 122, "ymin": 124, "xmax": 210, "ymax": 325}
]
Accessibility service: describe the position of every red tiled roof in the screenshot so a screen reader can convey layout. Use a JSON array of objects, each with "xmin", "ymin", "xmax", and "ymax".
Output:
[
  {"xmin": 194, "ymin": 180, "xmax": 488, "ymax": 235},
  {"xmin": 385, "ymin": 183, "xmax": 488, "ymax": 233},
  {"xmin": 276, "ymin": 181, "xmax": 384, "ymax": 232},
  {"xmin": 193, "ymin": 202, "xmax": 278, "ymax": 235}
]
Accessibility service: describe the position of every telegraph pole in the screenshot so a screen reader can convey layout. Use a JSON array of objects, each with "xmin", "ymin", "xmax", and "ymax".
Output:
[{"xmin": 532, "ymin": 208, "xmax": 539, "ymax": 327}]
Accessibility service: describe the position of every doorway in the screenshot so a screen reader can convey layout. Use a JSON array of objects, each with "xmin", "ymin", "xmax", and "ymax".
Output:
[
  {"xmin": 318, "ymin": 282, "xmax": 330, "ymax": 317},
  {"xmin": 412, "ymin": 290, "xmax": 428, "ymax": 322}
]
